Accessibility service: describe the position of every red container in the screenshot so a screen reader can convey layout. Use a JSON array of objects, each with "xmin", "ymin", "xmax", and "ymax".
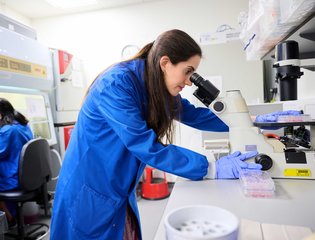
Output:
[
  {"xmin": 58, "ymin": 50, "xmax": 73, "ymax": 74},
  {"xmin": 141, "ymin": 167, "xmax": 170, "ymax": 200}
]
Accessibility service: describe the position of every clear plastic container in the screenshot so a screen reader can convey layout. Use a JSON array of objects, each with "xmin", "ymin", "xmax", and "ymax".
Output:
[
  {"xmin": 242, "ymin": 0, "xmax": 315, "ymax": 60},
  {"xmin": 280, "ymin": 0, "xmax": 315, "ymax": 24},
  {"xmin": 239, "ymin": 170, "xmax": 275, "ymax": 198}
]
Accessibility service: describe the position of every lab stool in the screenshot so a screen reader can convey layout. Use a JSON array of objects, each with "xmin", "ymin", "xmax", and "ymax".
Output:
[{"xmin": 141, "ymin": 167, "xmax": 170, "ymax": 200}]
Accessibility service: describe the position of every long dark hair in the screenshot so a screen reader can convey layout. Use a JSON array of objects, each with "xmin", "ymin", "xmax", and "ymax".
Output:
[
  {"xmin": 132, "ymin": 29, "xmax": 202, "ymax": 144},
  {"xmin": 0, "ymin": 98, "xmax": 29, "ymax": 127}
]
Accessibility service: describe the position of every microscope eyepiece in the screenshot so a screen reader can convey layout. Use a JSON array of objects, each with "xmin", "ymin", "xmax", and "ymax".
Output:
[
  {"xmin": 190, "ymin": 72, "xmax": 203, "ymax": 84},
  {"xmin": 190, "ymin": 73, "xmax": 220, "ymax": 107}
]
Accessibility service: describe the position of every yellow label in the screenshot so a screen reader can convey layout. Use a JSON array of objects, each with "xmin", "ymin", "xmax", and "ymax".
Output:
[
  {"xmin": 284, "ymin": 169, "xmax": 311, "ymax": 177},
  {"xmin": 0, "ymin": 54, "xmax": 47, "ymax": 78}
]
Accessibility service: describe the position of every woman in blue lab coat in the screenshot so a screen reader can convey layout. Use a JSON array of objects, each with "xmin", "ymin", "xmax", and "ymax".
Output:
[
  {"xmin": 0, "ymin": 98, "xmax": 33, "ymax": 225},
  {"xmin": 50, "ymin": 29, "xmax": 261, "ymax": 240}
]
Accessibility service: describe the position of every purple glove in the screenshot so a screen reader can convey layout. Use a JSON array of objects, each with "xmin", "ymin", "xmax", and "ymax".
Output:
[
  {"xmin": 216, "ymin": 151, "xmax": 262, "ymax": 179},
  {"xmin": 255, "ymin": 110, "xmax": 301, "ymax": 123}
]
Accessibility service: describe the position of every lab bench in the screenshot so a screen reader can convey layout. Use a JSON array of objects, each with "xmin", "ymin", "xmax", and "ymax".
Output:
[{"xmin": 153, "ymin": 178, "xmax": 315, "ymax": 239}]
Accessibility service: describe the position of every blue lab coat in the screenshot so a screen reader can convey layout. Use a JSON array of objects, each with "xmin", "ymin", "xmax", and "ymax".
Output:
[
  {"xmin": 0, "ymin": 123, "xmax": 33, "ymax": 191},
  {"xmin": 50, "ymin": 59, "xmax": 228, "ymax": 240}
]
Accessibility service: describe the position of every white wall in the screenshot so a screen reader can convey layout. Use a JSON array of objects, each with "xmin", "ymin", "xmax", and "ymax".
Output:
[
  {"xmin": 29, "ymin": 0, "xmax": 259, "ymax": 92},
  {"xmin": 1, "ymin": 0, "xmax": 265, "ymax": 104},
  {"xmin": 2, "ymin": 0, "xmax": 313, "ymax": 105},
  {"xmin": 299, "ymin": 68, "xmax": 315, "ymax": 100}
]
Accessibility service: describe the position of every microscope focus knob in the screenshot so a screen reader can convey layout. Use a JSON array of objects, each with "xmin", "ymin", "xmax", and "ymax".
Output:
[
  {"xmin": 213, "ymin": 101, "xmax": 225, "ymax": 113},
  {"xmin": 255, "ymin": 154, "xmax": 273, "ymax": 171}
]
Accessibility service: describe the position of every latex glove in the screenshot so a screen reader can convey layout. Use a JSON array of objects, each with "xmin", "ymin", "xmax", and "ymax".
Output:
[
  {"xmin": 255, "ymin": 110, "xmax": 301, "ymax": 123},
  {"xmin": 215, "ymin": 151, "xmax": 262, "ymax": 179}
]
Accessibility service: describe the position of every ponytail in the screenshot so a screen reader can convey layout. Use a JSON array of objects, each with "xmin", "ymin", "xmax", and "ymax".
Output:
[
  {"xmin": 0, "ymin": 98, "xmax": 29, "ymax": 127},
  {"xmin": 130, "ymin": 42, "xmax": 154, "ymax": 60},
  {"xmin": 14, "ymin": 110, "xmax": 29, "ymax": 125}
]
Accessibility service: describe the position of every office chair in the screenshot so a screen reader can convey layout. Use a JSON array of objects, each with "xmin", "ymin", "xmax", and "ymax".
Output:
[{"xmin": 0, "ymin": 138, "xmax": 52, "ymax": 240}]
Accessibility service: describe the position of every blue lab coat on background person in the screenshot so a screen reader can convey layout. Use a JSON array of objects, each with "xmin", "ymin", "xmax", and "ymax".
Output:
[
  {"xmin": 0, "ymin": 122, "xmax": 33, "ymax": 191},
  {"xmin": 50, "ymin": 59, "xmax": 228, "ymax": 240}
]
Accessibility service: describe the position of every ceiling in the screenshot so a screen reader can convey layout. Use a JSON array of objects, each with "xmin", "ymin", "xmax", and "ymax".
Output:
[{"xmin": 1, "ymin": 0, "xmax": 166, "ymax": 19}]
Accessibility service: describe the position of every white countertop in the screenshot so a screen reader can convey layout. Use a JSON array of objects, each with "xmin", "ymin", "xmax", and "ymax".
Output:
[{"xmin": 154, "ymin": 178, "xmax": 315, "ymax": 239}]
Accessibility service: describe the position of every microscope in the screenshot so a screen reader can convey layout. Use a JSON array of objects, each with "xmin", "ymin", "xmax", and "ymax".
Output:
[{"xmin": 190, "ymin": 73, "xmax": 315, "ymax": 179}]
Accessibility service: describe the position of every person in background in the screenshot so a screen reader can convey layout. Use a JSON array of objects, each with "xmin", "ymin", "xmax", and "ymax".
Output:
[
  {"xmin": 0, "ymin": 98, "xmax": 33, "ymax": 226},
  {"xmin": 50, "ymin": 29, "xmax": 262, "ymax": 240}
]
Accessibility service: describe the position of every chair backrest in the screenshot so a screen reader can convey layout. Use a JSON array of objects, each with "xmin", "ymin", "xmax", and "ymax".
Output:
[
  {"xmin": 18, "ymin": 138, "xmax": 52, "ymax": 191},
  {"xmin": 47, "ymin": 148, "xmax": 62, "ymax": 195}
]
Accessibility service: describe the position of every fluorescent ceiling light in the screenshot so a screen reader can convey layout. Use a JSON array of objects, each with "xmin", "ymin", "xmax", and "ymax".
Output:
[{"xmin": 45, "ymin": 0, "xmax": 98, "ymax": 9}]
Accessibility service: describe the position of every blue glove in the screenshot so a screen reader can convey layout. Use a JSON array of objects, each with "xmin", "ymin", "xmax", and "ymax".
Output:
[
  {"xmin": 255, "ymin": 110, "xmax": 301, "ymax": 123},
  {"xmin": 215, "ymin": 151, "xmax": 262, "ymax": 179}
]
